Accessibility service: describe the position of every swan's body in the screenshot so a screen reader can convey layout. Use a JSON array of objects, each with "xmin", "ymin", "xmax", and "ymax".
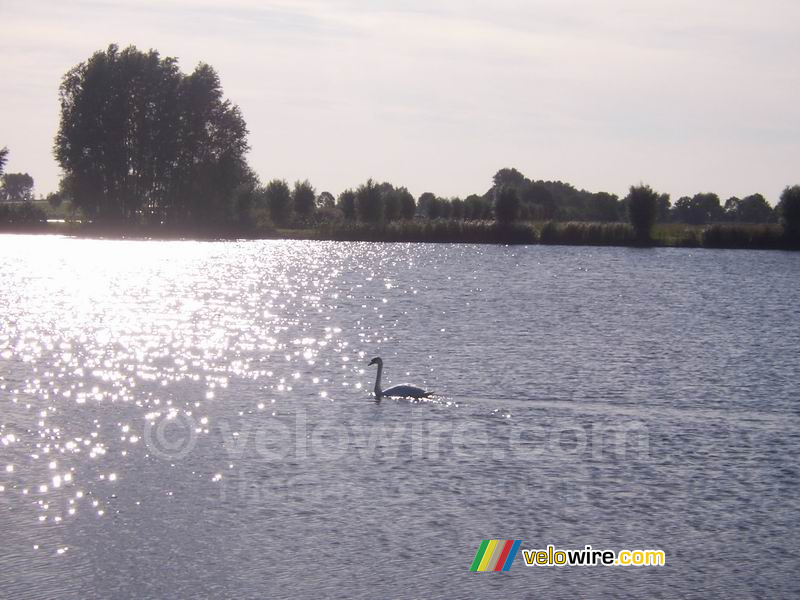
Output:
[{"xmin": 369, "ymin": 357, "xmax": 431, "ymax": 399}]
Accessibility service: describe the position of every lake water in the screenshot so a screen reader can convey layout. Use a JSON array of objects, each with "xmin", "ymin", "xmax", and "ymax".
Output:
[{"xmin": 0, "ymin": 235, "xmax": 798, "ymax": 598}]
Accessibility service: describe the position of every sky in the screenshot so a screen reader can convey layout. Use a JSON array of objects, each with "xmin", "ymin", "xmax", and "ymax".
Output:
[{"xmin": 1, "ymin": 0, "xmax": 798, "ymax": 203}]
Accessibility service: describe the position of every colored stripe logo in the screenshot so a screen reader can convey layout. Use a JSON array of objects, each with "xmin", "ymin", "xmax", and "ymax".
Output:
[{"xmin": 470, "ymin": 540, "xmax": 522, "ymax": 571}]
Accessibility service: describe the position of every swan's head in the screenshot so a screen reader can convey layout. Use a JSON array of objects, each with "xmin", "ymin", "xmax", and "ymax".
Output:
[{"xmin": 368, "ymin": 357, "xmax": 383, "ymax": 367}]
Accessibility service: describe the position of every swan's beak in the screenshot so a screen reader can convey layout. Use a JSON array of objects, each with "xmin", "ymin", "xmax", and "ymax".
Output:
[{"xmin": 368, "ymin": 358, "xmax": 378, "ymax": 366}]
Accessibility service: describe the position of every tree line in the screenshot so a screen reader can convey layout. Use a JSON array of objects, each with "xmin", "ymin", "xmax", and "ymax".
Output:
[{"xmin": 3, "ymin": 43, "xmax": 799, "ymax": 242}]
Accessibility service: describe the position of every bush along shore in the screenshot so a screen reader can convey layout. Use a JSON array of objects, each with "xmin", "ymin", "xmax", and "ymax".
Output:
[
  {"xmin": 313, "ymin": 221, "xmax": 796, "ymax": 249},
  {"xmin": 6, "ymin": 217, "xmax": 797, "ymax": 250}
]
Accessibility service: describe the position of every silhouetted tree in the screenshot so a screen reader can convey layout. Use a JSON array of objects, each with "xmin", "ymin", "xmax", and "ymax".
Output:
[
  {"xmin": 626, "ymin": 184, "xmax": 659, "ymax": 241},
  {"xmin": 0, "ymin": 147, "xmax": 8, "ymax": 176},
  {"xmin": 396, "ymin": 187, "xmax": 416, "ymax": 219},
  {"xmin": 337, "ymin": 189, "xmax": 356, "ymax": 220},
  {"xmin": 778, "ymin": 185, "xmax": 800, "ymax": 238},
  {"xmin": 265, "ymin": 179, "xmax": 292, "ymax": 226},
  {"xmin": 54, "ymin": 44, "xmax": 251, "ymax": 226},
  {"xmin": 672, "ymin": 193, "xmax": 722, "ymax": 225},
  {"xmin": 523, "ymin": 183, "xmax": 556, "ymax": 220},
  {"xmin": 464, "ymin": 194, "xmax": 491, "ymax": 220},
  {"xmin": 733, "ymin": 194, "xmax": 774, "ymax": 223},
  {"xmin": 355, "ymin": 179, "xmax": 383, "ymax": 223},
  {"xmin": 438, "ymin": 198, "xmax": 452, "ymax": 219},
  {"xmin": 316, "ymin": 191, "xmax": 335, "ymax": 209},
  {"xmin": 292, "ymin": 180, "xmax": 316, "ymax": 221},
  {"xmin": 672, "ymin": 196, "xmax": 695, "ymax": 224},
  {"xmin": 695, "ymin": 192, "xmax": 724, "ymax": 223},
  {"xmin": 450, "ymin": 198, "xmax": 464, "ymax": 219},
  {"xmin": 591, "ymin": 192, "xmax": 620, "ymax": 222},
  {"xmin": 657, "ymin": 193, "xmax": 671, "ymax": 223},
  {"xmin": 724, "ymin": 196, "xmax": 741, "ymax": 221},
  {"xmin": 426, "ymin": 197, "xmax": 444, "ymax": 219},
  {"xmin": 0, "ymin": 173, "xmax": 34, "ymax": 202},
  {"xmin": 383, "ymin": 188, "xmax": 402, "ymax": 221},
  {"xmin": 495, "ymin": 186, "xmax": 521, "ymax": 224},
  {"xmin": 417, "ymin": 192, "xmax": 437, "ymax": 218},
  {"xmin": 493, "ymin": 167, "xmax": 526, "ymax": 190}
]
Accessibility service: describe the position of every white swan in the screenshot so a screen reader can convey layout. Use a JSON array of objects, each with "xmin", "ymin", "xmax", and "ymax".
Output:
[{"xmin": 368, "ymin": 357, "xmax": 432, "ymax": 399}]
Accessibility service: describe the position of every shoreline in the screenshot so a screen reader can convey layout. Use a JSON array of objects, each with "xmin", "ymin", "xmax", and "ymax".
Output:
[{"xmin": 0, "ymin": 221, "xmax": 796, "ymax": 251}]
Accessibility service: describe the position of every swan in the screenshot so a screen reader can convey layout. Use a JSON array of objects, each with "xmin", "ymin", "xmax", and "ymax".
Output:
[{"xmin": 368, "ymin": 357, "xmax": 432, "ymax": 399}]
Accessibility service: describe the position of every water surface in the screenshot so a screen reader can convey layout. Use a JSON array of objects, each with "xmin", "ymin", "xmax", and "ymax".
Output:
[{"xmin": 1, "ymin": 235, "xmax": 798, "ymax": 598}]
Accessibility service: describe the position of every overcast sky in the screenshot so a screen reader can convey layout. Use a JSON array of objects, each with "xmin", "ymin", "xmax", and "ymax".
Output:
[{"xmin": 1, "ymin": 0, "xmax": 798, "ymax": 202}]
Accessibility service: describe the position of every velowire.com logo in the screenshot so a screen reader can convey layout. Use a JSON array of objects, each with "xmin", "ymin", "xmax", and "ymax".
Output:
[
  {"xmin": 469, "ymin": 540, "xmax": 522, "ymax": 572},
  {"xmin": 470, "ymin": 541, "xmax": 666, "ymax": 571}
]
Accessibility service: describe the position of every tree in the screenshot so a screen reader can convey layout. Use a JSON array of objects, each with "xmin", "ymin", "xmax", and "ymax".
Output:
[
  {"xmin": 54, "ymin": 44, "xmax": 251, "ymax": 226},
  {"xmin": 694, "ymin": 192, "xmax": 724, "ymax": 223},
  {"xmin": 494, "ymin": 186, "xmax": 521, "ymax": 224},
  {"xmin": 735, "ymin": 194, "xmax": 774, "ymax": 223},
  {"xmin": 672, "ymin": 196, "xmax": 695, "ymax": 224},
  {"xmin": 450, "ymin": 198, "xmax": 464, "ymax": 219},
  {"xmin": 337, "ymin": 189, "xmax": 356, "ymax": 220},
  {"xmin": 424, "ymin": 197, "xmax": 442, "ymax": 219},
  {"xmin": 724, "ymin": 196, "xmax": 741, "ymax": 221},
  {"xmin": 0, "ymin": 147, "xmax": 8, "ymax": 176},
  {"xmin": 437, "ymin": 198, "xmax": 452, "ymax": 219},
  {"xmin": 464, "ymin": 194, "xmax": 491, "ymax": 220},
  {"xmin": 316, "ymin": 191, "xmax": 335, "ymax": 209},
  {"xmin": 778, "ymin": 185, "xmax": 800, "ymax": 238},
  {"xmin": 522, "ymin": 183, "xmax": 556, "ymax": 220},
  {"xmin": 383, "ymin": 188, "xmax": 402, "ymax": 221},
  {"xmin": 417, "ymin": 192, "xmax": 437, "ymax": 218},
  {"xmin": 591, "ymin": 192, "xmax": 620, "ymax": 222},
  {"xmin": 264, "ymin": 179, "xmax": 292, "ymax": 226},
  {"xmin": 626, "ymin": 184, "xmax": 659, "ymax": 241},
  {"xmin": 395, "ymin": 187, "xmax": 415, "ymax": 219},
  {"xmin": 0, "ymin": 173, "xmax": 34, "ymax": 203},
  {"xmin": 657, "ymin": 193, "xmax": 671, "ymax": 223},
  {"xmin": 292, "ymin": 180, "xmax": 316, "ymax": 221},
  {"xmin": 672, "ymin": 193, "xmax": 722, "ymax": 225},
  {"xmin": 493, "ymin": 167, "xmax": 527, "ymax": 190},
  {"xmin": 355, "ymin": 179, "xmax": 383, "ymax": 223}
]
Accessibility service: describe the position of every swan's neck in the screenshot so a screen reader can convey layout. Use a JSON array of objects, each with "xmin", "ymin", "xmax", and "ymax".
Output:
[{"xmin": 374, "ymin": 363, "xmax": 383, "ymax": 397}]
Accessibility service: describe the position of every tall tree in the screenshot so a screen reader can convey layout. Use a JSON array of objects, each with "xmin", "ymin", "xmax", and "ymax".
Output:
[
  {"xmin": 54, "ymin": 44, "xmax": 251, "ymax": 226},
  {"xmin": 337, "ymin": 189, "xmax": 356, "ymax": 220},
  {"xmin": 657, "ymin": 193, "xmax": 671, "ymax": 223},
  {"xmin": 0, "ymin": 147, "xmax": 8, "ymax": 176},
  {"xmin": 355, "ymin": 179, "xmax": 383, "ymax": 223},
  {"xmin": 264, "ymin": 179, "xmax": 292, "ymax": 226},
  {"xmin": 292, "ymin": 179, "xmax": 316, "ymax": 221},
  {"xmin": 383, "ymin": 189, "xmax": 402, "ymax": 221},
  {"xmin": 417, "ymin": 192, "xmax": 437, "ymax": 218},
  {"xmin": 494, "ymin": 186, "xmax": 521, "ymax": 224},
  {"xmin": 493, "ymin": 167, "xmax": 527, "ymax": 190},
  {"xmin": 778, "ymin": 185, "xmax": 800, "ymax": 238},
  {"xmin": 626, "ymin": 184, "xmax": 659, "ymax": 241},
  {"xmin": 396, "ymin": 187, "xmax": 416, "ymax": 219}
]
